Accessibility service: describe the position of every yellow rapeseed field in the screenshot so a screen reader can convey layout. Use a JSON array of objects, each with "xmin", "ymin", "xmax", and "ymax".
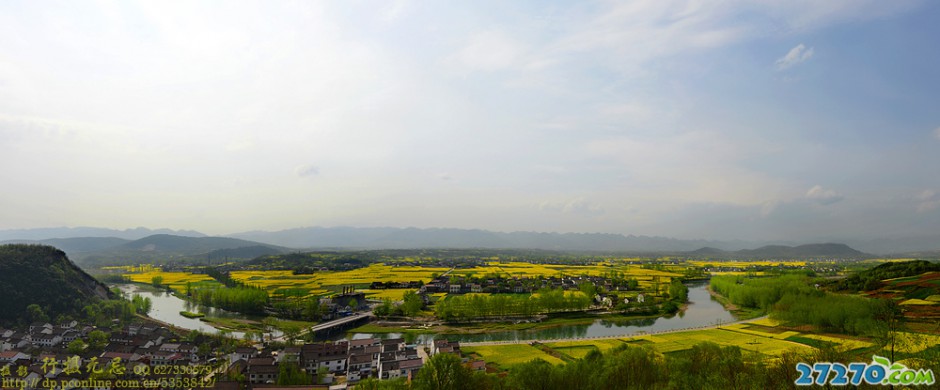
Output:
[{"xmin": 124, "ymin": 270, "xmax": 218, "ymax": 293}]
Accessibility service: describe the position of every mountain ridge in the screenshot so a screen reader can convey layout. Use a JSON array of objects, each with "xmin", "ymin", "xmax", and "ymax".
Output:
[
  {"xmin": 0, "ymin": 226, "xmax": 206, "ymax": 241},
  {"xmin": 0, "ymin": 244, "xmax": 111, "ymax": 324},
  {"xmin": 687, "ymin": 243, "xmax": 867, "ymax": 259},
  {"xmin": 3, "ymin": 226, "xmax": 938, "ymax": 255}
]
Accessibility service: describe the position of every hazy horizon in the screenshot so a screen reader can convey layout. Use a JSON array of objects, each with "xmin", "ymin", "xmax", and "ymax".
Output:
[{"xmin": 3, "ymin": 1, "xmax": 940, "ymax": 242}]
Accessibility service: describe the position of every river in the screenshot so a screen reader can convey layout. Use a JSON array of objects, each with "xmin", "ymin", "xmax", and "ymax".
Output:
[
  {"xmin": 345, "ymin": 282, "xmax": 736, "ymax": 344},
  {"xmin": 116, "ymin": 282, "xmax": 733, "ymax": 345},
  {"xmin": 115, "ymin": 284, "xmax": 271, "ymax": 339}
]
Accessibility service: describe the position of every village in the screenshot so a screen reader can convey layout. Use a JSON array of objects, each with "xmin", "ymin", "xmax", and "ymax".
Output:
[{"xmin": 0, "ymin": 317, "xmax": 471, "ymax": 390}]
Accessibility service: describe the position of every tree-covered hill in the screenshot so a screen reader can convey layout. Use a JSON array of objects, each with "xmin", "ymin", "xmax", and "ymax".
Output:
[
  {"xmin": 690, "ymin": 243, "xmax": 868, "ymax": 259},
  {"xmin": 832, "ymin": 260, "xmax": 940, "ymax": 292},
  {"xmin": 0, "ymin": 244, "xmax": 111, "ymax": 325}
]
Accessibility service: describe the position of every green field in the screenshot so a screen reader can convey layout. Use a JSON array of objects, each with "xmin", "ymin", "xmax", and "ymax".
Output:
[
  {"xmin": 462, "ymin": 344, "xmax": 566, "ymax": 368},
  {"xmin": 546, "ymin": 339, "xmax": 629, "ymax": 359}
]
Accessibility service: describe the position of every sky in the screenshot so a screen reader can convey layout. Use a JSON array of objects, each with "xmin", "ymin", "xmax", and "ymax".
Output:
[{"xmin": 1, "ymin": 0, "xmax": 939, "ymax": 241}]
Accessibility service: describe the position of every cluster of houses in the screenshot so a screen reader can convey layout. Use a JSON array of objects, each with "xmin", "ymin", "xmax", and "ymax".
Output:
[
  {"xmin": 368, "ymin": 281, "xmax": 422, "ymax": 290},
  {"xmin": 1, "ymin": 318, "xmax": 479, "ymax": 390},
  {"xmin": 233, "ymin": 338, "xmax": 472, "ymax": 389},
  {"xmin": 241, "ymin": 338, "xmax": 422, "ymax": 386},
  {"xmin": 419, "ymin": 274, "xmax": 639, "ymax": 295},
  {"xmin": 0, "ymin": 320, "xmax": 206, "ymax": 389}
]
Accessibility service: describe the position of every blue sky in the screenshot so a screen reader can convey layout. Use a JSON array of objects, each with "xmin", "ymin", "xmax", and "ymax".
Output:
[{"xmin": 1, "ymin": 0, "xmax": 938, "ymax": 241}]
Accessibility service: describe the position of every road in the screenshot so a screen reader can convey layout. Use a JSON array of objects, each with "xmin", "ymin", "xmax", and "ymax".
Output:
[{"xmin": 459, "ymin": 315, "xmax": 769, "ymax": 346}]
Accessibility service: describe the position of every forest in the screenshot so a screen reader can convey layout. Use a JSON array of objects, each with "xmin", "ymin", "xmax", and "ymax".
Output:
[
  {"xmin": 710, "ymin": 274, "xmax": 894, "ymax": 336},
  {"xmin": 831, "ymin": 260, "xmax": 940, "ymax": 292}
]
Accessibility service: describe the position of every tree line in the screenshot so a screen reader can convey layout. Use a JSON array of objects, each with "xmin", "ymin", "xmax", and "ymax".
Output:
[
  {"xmin": 434, "ymin": 288, "xmax": 593, "ymax": 321},
  {"xmin": 710, "ymin": 274, "xmax": 894, "ymax": 336},
  {"xmin": 354, "ymin": 338, "xmax": 939, "ymax": 390},
  {"xmin": 190, "ymin": 285, "xmax": 269, "ymax": 315}
]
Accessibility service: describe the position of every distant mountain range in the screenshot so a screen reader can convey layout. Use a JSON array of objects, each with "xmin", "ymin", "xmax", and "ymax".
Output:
[
  {"xmin": 0, "ymin": 226, "xmax": 205, "ymax": 241},
  {"xmin": 228, "ymin": 226, "xmax": 748, "ymax": 252},
  {"xmin": 2, "ymin": 225, "xmax": 938, "ymax": 256},
  {"xmin": 687, "ymin": 243, "xmax": 866, "ymax": 259},
  {"xmin": 229, "ymin": 227, "xmax": 940, "ymax": 255},
  {"xmin": 1, "ymin": 233, "xmax": 286, "ymax": 267}
]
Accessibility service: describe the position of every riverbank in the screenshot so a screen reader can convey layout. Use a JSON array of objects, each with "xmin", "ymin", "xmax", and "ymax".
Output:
[
  {"xmin": 706, "ymin": 284, "xmax": 764, "ymax": 320},
  {"xmin": 352, "ymin": 311, "xmax": 666, "ymax": 335},
  {"xmin": 200, "ymin": 316, "xmax": 316, "ymax": 334}
]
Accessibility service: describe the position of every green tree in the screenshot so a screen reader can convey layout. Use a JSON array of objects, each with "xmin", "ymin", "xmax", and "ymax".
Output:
[
  {"xmin": 316, "ymin": 366, "xmax": 329, "ymax": 385},
  {"xmin": 374, "ymin": 299, "xmax": 393, "ymax": 317},
  {"xmin": 303, "ymin": 299, "xmax": 323, "ymax": 322},
  {"xmin": 151, "ymin": 276, "xmax": 164, "ymax": 287},
  {"xmin": 276, "ymin": 362, "xmax": 311, "ymax": 385},
  {"xmin": 509, "ymin": 359, "xmax": 556, "ymax": 390},
  {"xmin": 402, "ymin": 291, "xmax": 424, "ymax": 317},
  {"xmin": 26, "ymin": 304, "xmax": 49, "ymax": 323},
  {"xmin": 131, "ymin": 294, "xmax": 152, "ymax": 315},
  {"xmin": 281, "ymin": 324, "xmax": 302, "ymax": 346},
  {"xmin": 67, "ymin": 339, "xmax": 86, "ymax": 355},
  {"xmin": 668, "ymin": 279, "xmax": 688, "ymax": 303},
  {"xmin": 414, "ymin": 353, "xmax": 471, "ymax": 390},
  {"xmin": 87, "ymin": 330, "xmax": 108, "ymax": 350},
  {"xmin": 578, "ymin": 282, "xmax": 598, "ymax": 301},
  {"xmin": 355, "ymin": 377, "xmax": 410, "ymax": 390}
]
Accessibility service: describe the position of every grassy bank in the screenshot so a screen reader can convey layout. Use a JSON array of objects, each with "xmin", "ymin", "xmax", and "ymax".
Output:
[
  {"xmin": 706, "ymin": 285, "xmax": 764, "ymax": 320},
  {"xmin": 200, "ymin": 316, "xmax": 316, "ymax": 333},
  {"xmin": 352, "ymin": 312, "xmax": 663, "ymax": 335}
]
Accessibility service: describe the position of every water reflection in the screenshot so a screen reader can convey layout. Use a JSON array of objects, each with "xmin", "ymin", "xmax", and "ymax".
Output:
[
  {"xmin": 116, "ymin": 284, "xmax": 277, "ymax": 339},
  {"xmin": 347, "ymin": 282, "xmax": 734, "ymax": 344}
]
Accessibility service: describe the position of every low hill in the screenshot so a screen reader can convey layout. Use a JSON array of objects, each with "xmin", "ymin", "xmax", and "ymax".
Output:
[
  {"xmin": 0, "ymin": 244, "xmax": 111, "ymax": 325},
  {"xmin": 687, "ymin": 243, "xmax": 867, "ymax": 259},
  {"xmin": 71, "ymin": 235, "xmax": 287, "ymax": 267},
  {"xmin": 1, "ymin": 237, "xmax": 130, "ymax": 254},
  {"xmin": 0, "ymin": 226, "xmax": 205, "ymax": 241},
  {"xmin": 118, "ymin": 234, "xmax": 274, "ymax": 254},
  {"xmin": 832, "ymin": 260, "xmax": 940, "ymax": 292},
  {"xmin": 738, "ymin": 243, "xmax": 866, "ymax": 258},
  {"xmin": 205, "ymin": 245, "xmax": 283, "ymax": 260},
  {"xmin": 688, "ymin": 247, "xmax": 727, "ymax": 256}
]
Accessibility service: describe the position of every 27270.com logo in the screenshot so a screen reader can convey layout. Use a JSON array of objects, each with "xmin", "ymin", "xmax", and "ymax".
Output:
[{"xmin": 795, "ymin": 355, "xmax": 935, "ymax": 386}]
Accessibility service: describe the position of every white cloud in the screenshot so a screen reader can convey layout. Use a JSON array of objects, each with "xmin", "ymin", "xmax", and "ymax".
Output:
[
  {"xmin": 805, "ymin": 185, "xmax": 843, "ymax": 205},
  {"xmin": 775, "ymin": 44, "xmax": 814, "ymax": 70},
  {"xmin": 451, "ymin": 30, "xmax": 523, "ymax": 72},
  {"xmin": 915, "ymin": 190, "xmax": 940, "ymax": 212},
  {"xmin": 295, "ymin": 164, "xmax": 320, "ymax": 178}
]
